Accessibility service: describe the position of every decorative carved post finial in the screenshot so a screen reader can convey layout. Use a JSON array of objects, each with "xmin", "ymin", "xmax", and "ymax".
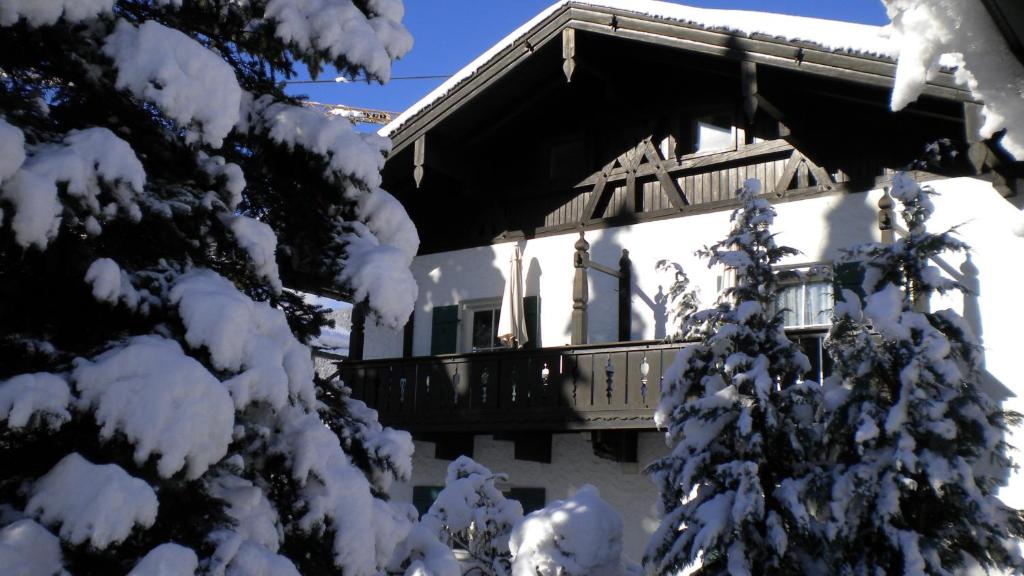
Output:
[
  {"xmin": 878, "ymin": 188, "xmax": 895, "ymax": 244},
  {"xmin": 571, "ymin": 230, "xmax": 590, "ymax": 345}
]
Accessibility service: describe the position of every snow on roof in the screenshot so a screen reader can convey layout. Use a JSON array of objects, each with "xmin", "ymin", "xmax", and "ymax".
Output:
[{"xmin": 380, "ymin": 0, "xmax": 899, "ymax": 138}]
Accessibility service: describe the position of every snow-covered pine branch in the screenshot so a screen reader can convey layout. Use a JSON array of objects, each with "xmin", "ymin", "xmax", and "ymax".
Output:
[
  {"xmin": 0, "ymin": 1, "xmax": 446, "ymax": 574},
  {"xmin": 420, "ymin": 456, "xmax": 523, "ymax": 576}
]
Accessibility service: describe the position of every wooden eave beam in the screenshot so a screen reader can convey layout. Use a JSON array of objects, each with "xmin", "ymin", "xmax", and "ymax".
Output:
[
  {"xmin": 388, "ymin": 7, "xmax": 573, "ymax": 155},
  {"xmin": 566, "ymin": 6, "xmax": 972, "ymax": 102},
  {"xmin": 387, "ymin": 2, "xmax": 975, "ymax": 161}
]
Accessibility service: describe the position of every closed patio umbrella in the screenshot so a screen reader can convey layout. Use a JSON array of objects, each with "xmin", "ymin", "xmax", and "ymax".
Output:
[{"xmin": 497, "ymin": 246, "xmax": 528, "ymax": 348}]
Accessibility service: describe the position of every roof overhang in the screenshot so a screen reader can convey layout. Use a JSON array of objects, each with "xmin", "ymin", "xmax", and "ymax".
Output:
[
  {"xmin": 382, "ymin": 1, "xmax": 974, "ymax": 156},
  {"xmin": 981, "ymin": 0, "xmax": 1024, "ymax": 65}
]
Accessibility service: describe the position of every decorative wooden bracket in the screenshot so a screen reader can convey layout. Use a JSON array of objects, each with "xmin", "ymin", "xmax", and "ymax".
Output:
[
  {"xmin": 582, "ymin": 139, "xmax": 688, "ymax": 221},
  {"xmin": 413, "ymin": 133, "xmax": 461, "ymax": 189},
  {"xmin": 965, "ymin": 102, "xmax": 1019, "ymax": 197},
  {"xmin": 413, "ymin": 134, "xmax": 426, "ymax": 188},
  {"xmin": 640, "ymin": 138, "xmax": 688, "ymax": 208},
  {"xmin": 774, "ymin": 148, "xmax": 834, "ymax": 196},
  {"xmin": 562, "ymin": 28, "xmax": 576, "ymax": 82}
]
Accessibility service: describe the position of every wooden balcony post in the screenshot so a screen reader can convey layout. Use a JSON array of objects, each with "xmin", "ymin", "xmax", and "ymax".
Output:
[
  {"xmin": 877, "ymin": 188, "xmax": 894, "ymax": 244},
  {"xmin": 349, "ymin": 301, "xmax": 367, "ymax": 361},
  {"xmin": 618, "ymin": 249, "xmax": 631, "ymax": 341},
  {"xmin": 572, "ymin": 231, "xmax": 589, "ymax": 345}
]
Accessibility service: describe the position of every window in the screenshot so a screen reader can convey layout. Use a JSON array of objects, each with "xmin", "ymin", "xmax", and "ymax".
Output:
[
  {"xmin": 694, "ymin": 112, "xmax": 735, "ymax": 154},
  {"xmin": 774, "ymin": 267, "xmax": 834, "ymax": 383},
  {"xmin": 774, "ymin": 274, "xmax": 833, "ymax": 328},
  {"xmin": 461, "ymin": 299, "xmax": 502, "ymax": 352}
]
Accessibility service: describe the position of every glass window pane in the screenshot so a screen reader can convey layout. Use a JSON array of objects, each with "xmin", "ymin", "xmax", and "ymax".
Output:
[
  {"xmin": 696, "ymin": 115, "xmax": 733, "ymax": 153},
  {"xmin": 472, "ymin": 310, "xmax": 495, "ymax": 349},
  {"xmin": 775, "ymin": 285, "xmax": 800, "ymax": 327},
  {"xmin": 805, "ymin": 281, "xmax": 833, "ymax": 326}
]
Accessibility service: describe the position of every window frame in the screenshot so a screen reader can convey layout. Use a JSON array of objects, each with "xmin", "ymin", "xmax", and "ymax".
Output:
[
  {"xmin": 773, "ymin": 264, "xmax": 834, "ymax": 330},
  {"xmin": 459, "ymin": 297, "xmax": 503, "ymax": 353}
]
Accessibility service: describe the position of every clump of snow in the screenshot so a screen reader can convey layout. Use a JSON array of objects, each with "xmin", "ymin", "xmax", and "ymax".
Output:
[
  {"xmin": 104, "ymin": 20, "xmax": 242, "ymax": 148},
  {"xmin": 338, "ymin": 222, "xmax": 418, "ymax": 328},
  {"xmin": 170, "ymin": 269, "xmax": 316, "ymax": 410},
  {"xmin": 387, "ymin": 523, "xmax": 461, "ymax": 576},
  {"xmin": 0, "ymin": 0, "xmax": 114, "ymax": 27},
  {"xmin": 420, "ymin": 456, "xmax": 522, "ymax": 574},
  {"xmin": 27, "ymin": 453, "xmax": 158, "ymax": 549},
  {"xmin": 0, "ymin": 372, "xmax": 70, "ymax": 430},
  {"xmin": 356, "ymin": 187, "xmax": 420, "ymax": 263},
  {"xmin": 264, "ymin": 0, "xmax": 412, "ymax": 82},
  {"xmin": 0, "ymin": 118, "xmax": 25, "ymax": 184},
  {"xmin": 885, "ymin": 0, "xmax": 1024, "ymax": 159},
  {"xmin": 198, "ymin": 152, "xmax": 246, "ymax": 210},
  {"xmin": 1, "ymin": 127, "xmax": 145, "ymax": 249},
  {"xmin": 85, "ymin": 257, "xmax": 152, "ymax": 311},
  {"xmin": 224, "ymin": 215, "xmax": 283, "ymax": 292},
  {"xmin": 206, "ymin": 473, "xmax": 283, "ymax": 576},
  {"xmin": 249, "ymin": 97, "xmax": 390, "ymax": 187},
  {"xmin": 72, "ymin": 335, "xmax": 235, "ymax": 480},
  {"xmin": 274, "ymin": 404, "xmax": 380, "ymax": 572},
  {"xmin": 128, "ymin": 543, "xmax": 198, "ymax": 576},
  {"xmin": 0, "ymin": 519, "xmax": 65, "ymax": 576},
  {"xmin": 510, "ymin": 485, "xmax": 638, "ymax": 576},
  {"xmin": 218, "ymin": 540, "xmax": 300, "ymax": 576}
]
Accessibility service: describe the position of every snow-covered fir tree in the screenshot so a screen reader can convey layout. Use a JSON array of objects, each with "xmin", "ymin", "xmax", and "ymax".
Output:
[
  {"xmin": 419, "ymin": 456, "xmax": 523, "ymax": 576},
  {"xmin": 0, "ymin": 1, "xmax": 455, "ymax": 575},
  {"xmin": 645, "ymin": 179, "xmax": 825, "ymax": 576},
  {"xmin": 822, "ymin": 173, "xmax": 1024, "ymax": 574}
]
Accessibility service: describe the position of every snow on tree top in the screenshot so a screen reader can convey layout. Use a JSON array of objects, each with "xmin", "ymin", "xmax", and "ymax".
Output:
[{"xmin": 381, "ymin": 0, "xmax": 911, "ymax": 138}]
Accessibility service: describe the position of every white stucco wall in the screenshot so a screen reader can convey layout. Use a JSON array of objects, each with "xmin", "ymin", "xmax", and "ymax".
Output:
[
  {"xmin": 392, "ymin": 432, "xmax": 667, "ymax": 563},
  {"xmin": 365, "ymin": 187, "xmax": 889, "ymax": 355}
]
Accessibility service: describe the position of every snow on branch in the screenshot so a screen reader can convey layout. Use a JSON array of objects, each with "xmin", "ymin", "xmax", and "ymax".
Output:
[
  {"xmin": 0, "ymin": 119, "xmax": 25, "ymax": 185},
  {"xmin": 264, "ymin": 0, "xmax": 412, "ymax": 82},
  {"xmin": 511, "ymin": 485, "xmax": 640, "ymax": 576},
  {"xmin": 0, "ymin": 127, "xmax": 145, "ymax": 250},
  {"xmin": 72, "ymin": 335, "xmax": 235, "ymax": 480},
  {"xmin": 0, "ymin": 519, "xmax": 65, "ymax": 576},
  {"xmin": 169, "ymin": 269, "xmax": 317, "ymax": 411},
  {"xmin": 224, "ymin": 215, "xmax": 284, "ymax": 293},
  {"xmin": 0, "ymin": 372, "xmax": 71, "ymax": 430},
  {"xmin": 338, "ymin": 221, "xmax": 418, "ymax": 328},
  {"xmin": 0, "ymin": 0, "xmax": 114, "ymax": 27},
  {"xmin": 27, "ymin": 453, "xmax": 158, "ymax": 549},
  {"xmin": 127, "ymin": 543, "xmax": 199, "ymax": 576},
  {"xmin": 246, "ymin": 96, "xmax": 391, "ymax": 188},
  {"xmin": 886, "ymin": 0, "xmax": 1024, "ymax": 159},
  {"xmin": 104, "ymin": 20, "xmax": 242, "ymax": 148}
]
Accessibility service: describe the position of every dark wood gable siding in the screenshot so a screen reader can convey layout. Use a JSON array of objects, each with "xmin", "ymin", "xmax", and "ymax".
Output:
[{"xmin": 383, "ymin": 23, "xmax": 974, "ymax": 255}]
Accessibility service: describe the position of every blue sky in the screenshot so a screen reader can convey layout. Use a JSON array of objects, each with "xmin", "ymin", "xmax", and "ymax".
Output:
[{"xmin": 285, "ymin": 0, "xmax": 889, "ymax": 116}]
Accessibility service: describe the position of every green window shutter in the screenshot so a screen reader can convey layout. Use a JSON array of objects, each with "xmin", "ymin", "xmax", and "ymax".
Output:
[
  {"xmin": 524, "ymin": 296, "xmax": 540, "ymax": 349},
  {"xmin": 430, "ymin": 305, "xmax": 459, "ymax": 355},
  {"xmin": 833, "ymin": 261, "xmax": 866, "ymax": 303}
]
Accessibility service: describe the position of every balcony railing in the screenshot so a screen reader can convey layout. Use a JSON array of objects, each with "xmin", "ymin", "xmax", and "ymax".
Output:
[{"xmin": 331, "ymin": 330, "xmax": 828, "ymax": 433}]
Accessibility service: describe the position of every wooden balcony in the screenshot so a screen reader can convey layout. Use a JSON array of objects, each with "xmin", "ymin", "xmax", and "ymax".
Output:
[
  {"xmin": 332, "ymin": 330, "xmax": 830, "ymax": 433},
  {"xmin": 334, "ymin": 340, "xmax": 683, "ymax": 433}
]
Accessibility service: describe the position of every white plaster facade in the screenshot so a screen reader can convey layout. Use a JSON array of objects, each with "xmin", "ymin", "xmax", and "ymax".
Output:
[{"xmin": 362, "ymin": 177, "xmax": 1024, "ymax": 560}]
